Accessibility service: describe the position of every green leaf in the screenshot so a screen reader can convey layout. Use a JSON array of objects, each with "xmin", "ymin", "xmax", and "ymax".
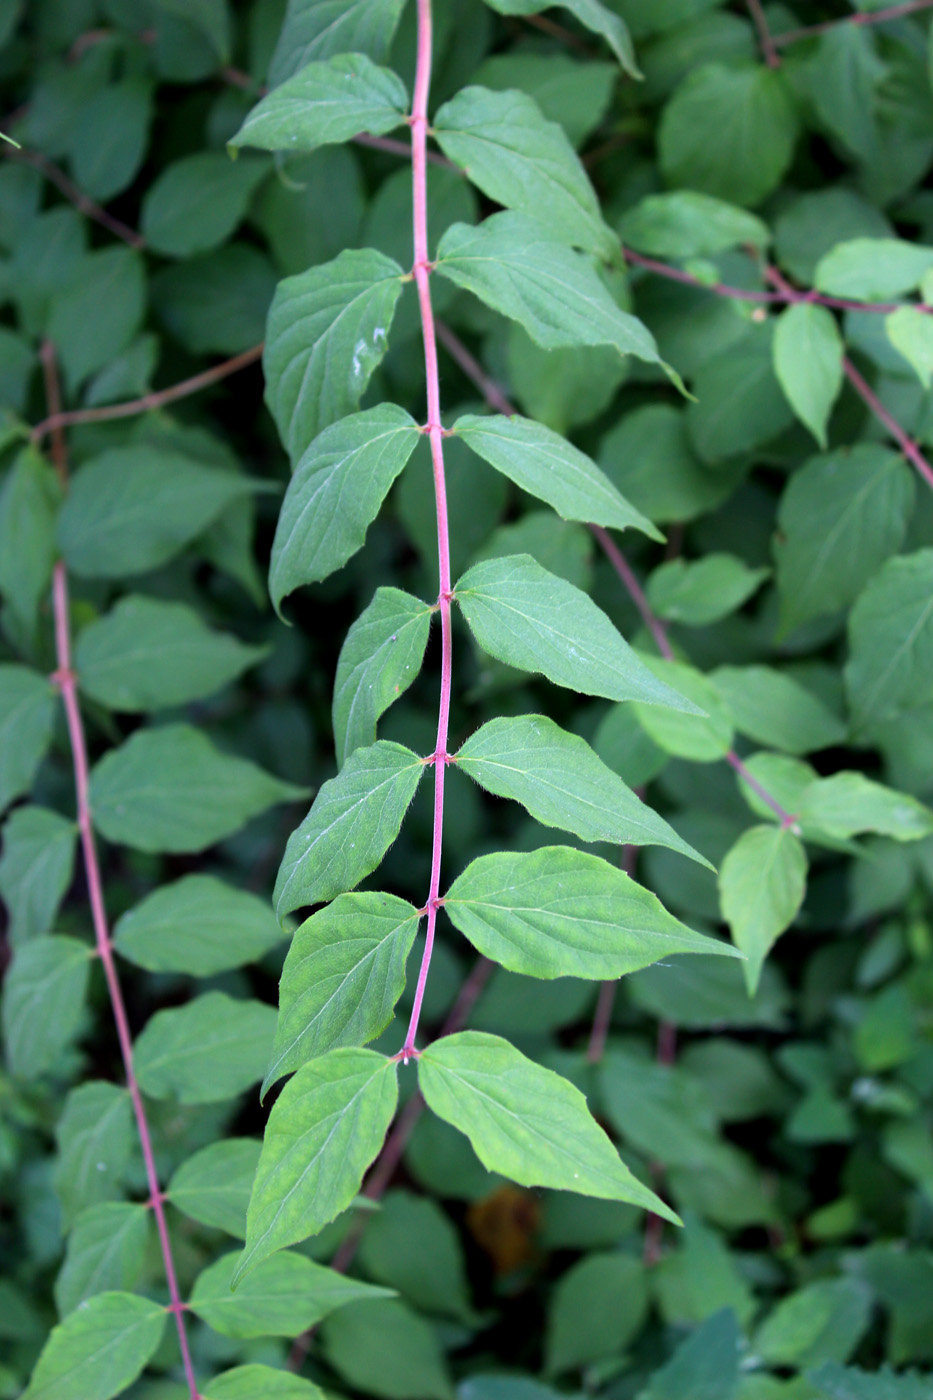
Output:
[
  {"xmin": 632, "ymin": 658, "xmax": 733, "ymax": 762},
  {"xmin": 203, "ymin": 1365, "xmax": 326, "ymax": 1400},
  {"xmin": 54, "ymin": 1203, "xmax": 149, "ymax": 1317},
  {"xmin": 814, "ymin": 238, "xmax": 933, "ymax": 300},
  {"xmin": 482, "ymin": 0, "xmax": 638, "ymax": 75},
  {"xmin": 454, "ymin": 714, "xmax": 708, "ymax": 864},
  {"xmin": 168, "ymin": 1139, "xmax": 261, "ymax": 1238},
  {"xmin": 90, "ymin": 724, "xmax": 303, "ymax": 854},
  {"xmin": 775, "ymin": 445, "xmax": 914, "ymax": 635},
  {"xmin": 418, "ymin": 1031, "xmax": 678, "ymax": 1219},
  {"xmin": 269, "ymin": 0, "xmax": 408, "ymax": 85},
  {"xmin": 646, "ymin": 554, "xmax": 768, "ymax": 626},
  {"xmin": 545, "ymin": 1252, "xmax": 647, "ymax": 1374},
  {"xmin": 75, "ymin": 596, "xmax": 265, "ymax": 711},
  {"xmin": 153, "ymin": 244, "xmax": 276, "ymax": 355},
  {"xmin": 474, "ymin": 52, "xmax": 616, "ymax": 149},
  {"xmin": 273, "ymin": 741, "xmax": 425, "ymax": 920},
  {"xmin": 134, "ymin": 991, "xmax": 276, "ymax": 1104},
  {"xmin": 711, "ymin": 666, "xmax": 847, "ymax": 755},
  {"xmin": 620, "ymin": 190, "xmax": 769, "ymax": 258},
  {"xmin": 0, "ymin": 806, "xmax": 76, "ymax": 948},
  {"xmin": 48, "ymin": 247, "xmax": 146, "ymax": 393},
  {"xmin": 755, "ymin": 1278, "xmax": 872, "ymax": 1368},
  {"xmin": 719, "ymin": 825, "xmax": 807, "ymax": 994},
  {"xmin": 659, "ymin": 62, "xmax": 798, "ymax": 207},
  {"xmin": 686, "ymin": 322, "xmax": 794, "ymax": 464},
  {"xmin": 444, "ymin": 845, "xmax": 737, "ymax": 979},
  {"xmin": 22, "ymin": 1292, "xmax": 166, "ymax": 1400},
  {"xmin": 885, "ymin": 306, "xmax": 933, "ymax": 388},
  {"xmin": 263, "ymin": 248, "xmax": 404, "ymax": 463},
  {"xmin": 231, "ymin": 53, "xmax": 408, "ymax": 154},
  {"xmin": 53, "ymin": 1082, "xmax": 132, "ymax": 1227},
  {"xmin": 845, "ymin": 550, "xmax": 933, "ymax": 732},
  {"xmin": 265, "ymin": 892, "xmax": 420, "ymax": 1094},
  {"xmin": 69, "ymin": 79, "xmax": 152, "ymax": 203},
  {"xmin": 0, "ymin": 446, "xmax": 60, "ymax": 636},
  {"xmin": 2, "ymin": 935, "xmax": 90, "ymax": 1079},
  {"xmin": 320, "ymin": 1298, "xmax": 454, "ymax": 1400},
  {"xmin": 798, "ymin": 773, "xmax": 933, "ymax": 843},
  {"xmin": 58, "ymin": 446, "xmax": 257, "ymax": 579},
  {"xmin": 333, "ymin": 588, "xmax": 432, "ymax": 766},
  {"xmin": 154, "ymin": 0, "xmax": 231, "ymax": 59},
  {"xmin": 142, "ymin": 153, "xmax": 268, "ymax": 258},
  {"xmin": 435, "ymin": 214, "xmax": 674, "ymax": 382},
  {"xmin": 773, "ymin": 302, "xmax": 844, "ymax": 447},
  {"xmin": 357, "ymin": 1190, "xmax": 474, "ymax": 1322},
  {"xmin": 640, "ymin": 1309, "xmax": 742, "ymax": 1400},
  {"xmin": 455, "ymin": 555, "xmax": 702, "ymax": 709},
  {"xmin": 113, "ymin": 874, "xmax": 285, "ymax": 976},
  {"xmin": 0, "ymin": 666, "xmax": 56, "ymax": 813},
  {"xmin": 237, "ymin": 1048, "xmax": 398, "ymax": 1277},
  {"xmin": 809, "ymin": 1364, "xmax": 931, "ymax": 1400},
  {"xmin": 191, "ymin": 1249, "xmax": 392, "ymax": 1338},
  {"xmin": 452, "ymin": 413, "xmax": 661, "ymax": 539},
  {"xmin": 434, "ymin": 87, "xmax": 614, "ymax": 259},
  {"xmin": 269, "ymin": 406, "xmax": 420, "ymax": 614}
]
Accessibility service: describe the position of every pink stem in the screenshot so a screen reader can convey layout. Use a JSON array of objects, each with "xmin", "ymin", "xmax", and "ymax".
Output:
[
  {"xmin": 590, "ymin": 525, "xmax": 673, "ymax": 658},
  {"xmin": 587, "ymin": 843, "xmax": 638, "ymax": 1063},
  {"xmin": 401, "ymin": 0, "xmax": 454, "ymax": 1060},
  {"xmin": 746, "ymin": 0, "xmax": 780, "ymax": 67},
  {"xmin": 843, "ymin": 354, "xmax": 933, "ymax": 493},
  {"xmin": 52, "ymin": 565, "xmax": 198, "ymax": 1398},
  {"xmin": 773, "ymin": 0, "xmax": 933, "ymax": 47}
]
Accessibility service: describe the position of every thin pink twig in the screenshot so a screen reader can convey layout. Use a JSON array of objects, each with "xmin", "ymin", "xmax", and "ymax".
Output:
[
  {"xmin": 746, "ymin": 0, "xmax": 781, "ymax": 66},
  {"xmin": 773, "ymin": 0, "xmax": 933, "ymax": 47},
  {"xmin": 843, "ymin": 354, "xmax": 933, "ymax": 493}
]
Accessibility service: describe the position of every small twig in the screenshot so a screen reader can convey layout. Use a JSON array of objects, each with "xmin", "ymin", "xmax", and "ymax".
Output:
[
  {"xmin": 31, "ymin": 343, "xmax": 264, "ymax": 444},
  {"xmin": 773, "ymin": 0, "xmax": 933, "ymax": 48},
  {"xmin": 746, "ymin": 0, "xmax": 781, "ymax": 67},
  {"xmin": 4, "ymin": 146, "xmax": 145, "ymax": 248},
  {"xmin": 587, "ymin": 842, "xmax": 638, "ymax": 1063},
  {"xmin": 843, "ymin": 354, "xmax": 933, "ymax": 493},
  {"xmin": 523, "ymin": 12, "xmax": 595, "ymax": 53}
]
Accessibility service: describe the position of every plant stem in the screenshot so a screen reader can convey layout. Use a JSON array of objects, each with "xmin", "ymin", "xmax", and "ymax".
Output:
[
  {"xmin": 842, "ymin": 354, "xmax": 933, "ymax": 493},
  {"xmin": 746, "ymin": 0, "xmax": 780, "ymax": 67},
  {"xmin": 42, "ymin": 348, "xmax": 196, "ymax": 1400},
  {"xmin": 401, "ymin": 0, "xmax": 453, "ymax": 1061},
  {"xmin": 772, "ymin": 0, "xmax": 933, "ymax": 47},
  {"xmin": 5, "ymin": 145, "xmax": 144, "ymax": 248}
]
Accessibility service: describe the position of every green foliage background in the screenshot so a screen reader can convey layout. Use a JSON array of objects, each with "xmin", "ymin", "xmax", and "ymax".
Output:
[{"xmin": 2, "ymin": 1, "xmax": 933, "ymax": 1398}]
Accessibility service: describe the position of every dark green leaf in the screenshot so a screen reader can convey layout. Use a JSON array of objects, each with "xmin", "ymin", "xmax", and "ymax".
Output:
[
  {"xmin": 90, "ymin": 724, "xmax": 304, "ymax": 854},
  {"xmin": 153, "ymin": 244, "xmax": 276, "ymax": 355},
  {"xmin": 269, "ymin": 406, "xmax": 420, "ymax": 613},
  {"xmin": 686, "ymin": 323, "xmax": 794, "ymax": 464},
  {"xmin": 237, "ymin": 1048, "xmax": 398, "ymax": 1277},
  {"xmin": 719, "ymin": 825, "xmax": 807, "ymax": 994},
  {"xmin": 2, "ymin": 935, "xmax": 90, "ymax": 1079},
  {"xmin": 265, "ymin": 892, "xmax": 420, "ymax": 1093},
  {"xmin": 134, "ymin": 991, "xmax": 276, "ymax": 1103},
  {"xmin": 22, "ymin": 1292, "xmax": 166, "ymax": 1400},
  {"xmin": 333, "ymin": 587, "xmax": 432, "ymax": 765},
  {"xmin": 273, "ymin": 741, "xmax": 425, "ymax": 919},
  {"xmin": 545, "ymin": 1252, "xmax": 647, "ymax": 1374},
  {"xmin": 444, "ymin": 845, "xmax": 738, "ymax": 978},
  {"xmin": 168, "ymin": 1139, "xmax": 261, "ymax": 1238},
  {"xmin": 357, "ymin": 1190, "xmax": 474, "ymax": 1322},
  {"xmin": 269, "ymin": 0, "xmax": 408, "ymax": 85},
  {"xmin": 0, "ymin": 446, "xmax": 60, "ymax": 637},
  {"xmin": 711, "ymin": 665, "xmax": 847, "ymax": 755},
  {"xmin": 231, "ymin": 53, "xmax": 408, "ymax": 154},
  {"xmin": 320, "ymin": 1297, "xmax": 453, "ymax": 1400},
  {"xmin": 141, "ymin": 152, "xmax": 268, "ymax": 257},
  {"xmin": 0, "ymin": 806, "xmax": 76, "ymax": 948},
  {"xmin": 455, "ymin": 554, "xmax": 702, "ymax": 709},
  {"xmin": 113, "ymin": 874, "xmax": 285, "ymax": 976},
  {"xmin": 756, "ymin": 1279, "xmax": 872, "ymax": 1368},
  {"xmin": 640, "ymin": 1309, "xmax": 742, "ymax": 1400},
  {"xmin": 482, "ymin": 0, "xmax": 638, "ymax": 74},
  {"xmin": 48, "ymin": 247, "xmax": 145, "ymax": 393},
  {"xmin": 191, "ymin": 1249, "xmax": 392, "ymax": 1338},
  {"xmin": 0, "ymin": 666, "xmax": 56, "ymax": 813},
  {"xmin": 69, "ymin": 79, "xmax": 152, "ymax": 203}
]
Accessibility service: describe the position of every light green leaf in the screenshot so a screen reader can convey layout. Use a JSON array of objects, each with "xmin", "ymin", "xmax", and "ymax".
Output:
[
  {"xmin": 482, "ymin": 0, "xmax": 638, "ymax": 74},
  {"xmin": 444, "ymin": 846, "xmax": 738, "ymax": 979},
  {"xmin": 2, "ymin": 935, "xmax": 90, "ymax": 1079},
  {"xmin": 885, "ymin": 306, "xmax": 933, "ymax": 388},
  {"xmin": 0, "ymin": 806, "xmax": 76, "ymax": 948},
  {"xmin": 455, "ymin": 554, "xmax": 702, "ymax": 710},
  {"xmin": 0, "ymin": 665, "xmax": 56, "ymax": 812},
  {"xmin": 0, "ymin": 446, "xmax": 60, "ymax": 636},
  {"xmin": 237, "ymin": 1048, "xmax": 398, "ymax": 1277},
  {"xmin": 232, "ymin": 53, "xmax": 408, "ymax": 154},
  {"xmin": 646, "ymin": 553, "xmax": 768, "ymax": 626},
  {"xmin": 418, "ymin": 1031, "xmax": 678, "ymax": 1220},
  {"xmin": 620, "ymin": 190, "xmax": 769, "ymax": 258},
  {"xmin": 436, "ymin": 213, "xmax": 674, "ymax": 382},
  {"xmin": 798, "ymin": 773, "xmax": 933, "ymax": 843},
  {"xmin": 452, "ymin": 413, "xmax": 661, "ymax": 539},
  {"xmin": 814, "ymin": 238, "xmax": 933, "ymax": 300},
  {"xmin": 333, "ymin": 587, "xmax": 432, "ymax": 765},
  {"xmin": 58, "ymin": 446, "xmax": 257, "ymax": 579},
  {"xmin": 53, "ymin": 1082, "xmax": 132, "ymax": 1227},
  {"xmin": 755, "ymin": 1278, "xmax": 872, "ymax": 1368},
  {"xmin": 474, "ymin": 52, "xmax": 616, "ymax": 149},
  {"xmin": 773, "ymin": 302, "xmax": 844, "ymax": 447},
  {"xmin": 75, "ymin": 596, "xmax": 265, "ymax": 711},
  {"xmin": 134, "ymin": 991, "xmax": 276, "ymax": 1103},
  {"xmin": 273, "ymin": 741, "xmax": 425, "ymax": 920},
  {"xmin": 434, "ymin": 86, "xmax": 614, "ymax": 259},
  {"xmin": 719, "ymin": 825, "xmax": 807, "ymax": 994},
  {"xmin": 263, "ymin": 247, "xmax": 404, "ymax": 463},
  {"xmin": 90, "ymin": 724, "xmax": 304, "ymax": 855},
  {"xmin": 269, "ymin": 0, "xmax": 408, "ymax": 85},
  {"xmin": 631, "ymin": 658, "xmax": 733, "ymax": 762},
  {"xmin": 22, "ymin": 1293, "xmax": 165, "ymax": 1400},
  {"xmin": 203, "ymin": 1366, "xmax": 325, "ymax": 1400},
  {"xmin": 191, "ymin": 1250, "xmax": 392, "ymax": 1338},
  {"xmin": 54, "ymin": 1203, "xmax": 149, "ymax": 1318},
  {"xmin": 775, "ymin": 445, "xmax": 914, "ymax": 635},
  {"xmin": 455, "ymin": 714, "xmax": 708, "ymax": 864},
  {"xmin": 711, "ymin": 666, "xmax": 847, "ymax": 755},
  {"xmin": 265, "ymin": 892, "xmax": 420, "ymax": 1094},
  {"xmin": 114, "ymin": 874, "xmax": 285, "ymax": 977},
  {"xmin": 659, "ymin": 62, "xmax": 798, "ymax": 207},
  {"xmin": 142, "ymin": 153, "xmax": 268, "ymax": 258},
  {"xmin": 845, "ymin": 549, "xmax": 933, "ymax": 731},
  {"xmin": 269, "ymin": 405, "xmax": 420, "ymax": 614},
  {"xmin": 168, "ymin": 1139, "xmax": 261, "ymax": 1238}
]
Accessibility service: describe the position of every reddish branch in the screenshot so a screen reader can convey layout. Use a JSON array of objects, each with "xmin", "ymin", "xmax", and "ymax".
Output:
[
  {"xmin": 745, "ymin": 0, "xmax": 780, "ymax": 67},
  {"xmin": 773, "ymin": 0, "xmax": 933, "ymax": 48},
  {"xmin": 42, "ymin": 346, "xmax": 198, "ymax": 1400},
  {"xmin": 5, "ymin": 146, "xmax": 144, "ymax": 248}
]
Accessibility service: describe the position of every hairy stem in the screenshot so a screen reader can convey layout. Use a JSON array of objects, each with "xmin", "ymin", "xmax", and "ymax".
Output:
[{"xmin": 401, "ymin": 0, "xmax": 453, "ymax": 1060}]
